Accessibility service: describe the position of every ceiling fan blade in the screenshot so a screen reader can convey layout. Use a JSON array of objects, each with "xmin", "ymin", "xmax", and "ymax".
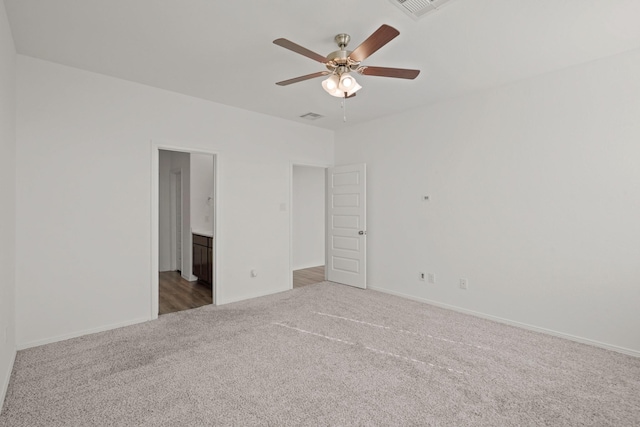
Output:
[
  {"xmin": 349, "ymin": 24, "xmax": 400, "ymax": 63},
  {"xmin": 273, "ymin": 38, "xmax": 328, "ymax": 63},
  {"xmin": 276, "ymin": 71, "xmax": 330, "ymax": 86},
  {"xmin": 359, "ymin": 66, "xmax": 420, "ymax": 79}
]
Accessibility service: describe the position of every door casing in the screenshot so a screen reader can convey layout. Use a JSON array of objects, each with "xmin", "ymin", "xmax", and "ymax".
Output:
[{"xmin": 151, "ymin": 141, "xmax": 218, "ymax": 319}]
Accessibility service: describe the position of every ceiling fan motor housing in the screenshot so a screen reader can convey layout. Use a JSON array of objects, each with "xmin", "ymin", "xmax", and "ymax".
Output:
[
  {"xmin": 326, "ymin": 50, "xmax": 351, "ymax": 68},
  {"xmin": 326, "ymin": 33, "xmax": 361, "ymax": 72}
]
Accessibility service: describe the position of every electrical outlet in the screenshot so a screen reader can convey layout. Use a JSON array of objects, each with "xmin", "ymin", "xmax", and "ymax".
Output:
[
  {"xmin": 419, "ymin": 272, "xmax": 426, "ymax": 281},
  {"xmin": 459, "ymin": 278, "xmax": 468, "ymax": 290},
  {"xmin": 428, "ymin": 273, "xmax": 436, "ymax": 284}
]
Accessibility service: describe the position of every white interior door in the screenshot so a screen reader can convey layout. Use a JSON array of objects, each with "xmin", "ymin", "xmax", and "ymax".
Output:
[{"xmin": 327, "ymin": 163, "xmax": 366, "ymax": 289}]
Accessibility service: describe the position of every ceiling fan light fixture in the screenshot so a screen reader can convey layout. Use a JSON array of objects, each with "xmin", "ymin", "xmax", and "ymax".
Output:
[
  {"xmin": 323, "ymin": 73, "xmax": 360, "ymax": 97},
  {"xmin": 348, "ymin": 81, "xmax": 362, "ymax": 95},
  {"xmin": 321, "ymin": 74, "xmax": 339, "ymax": 93},
  {"xmin": 324, "ymin": 83, "xmax": 346, "ymax": 98},
  {"xmin": 338, "ymin": 72, "xmax": 357, "ymax": 91},
  {"xmin": 320, "ymin": 72, "xmax": 362, "ymax": 98}
]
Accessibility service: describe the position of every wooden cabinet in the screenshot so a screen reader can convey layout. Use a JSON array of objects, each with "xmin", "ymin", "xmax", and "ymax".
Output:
[{"xmin": 192, "ymin": 233, "xmax": 213, "ymax": 285}]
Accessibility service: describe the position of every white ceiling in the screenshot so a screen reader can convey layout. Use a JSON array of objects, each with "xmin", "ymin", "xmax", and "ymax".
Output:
[{"xmin": 5, "ymin": 0, "xmax": 640, "ymax": 130}]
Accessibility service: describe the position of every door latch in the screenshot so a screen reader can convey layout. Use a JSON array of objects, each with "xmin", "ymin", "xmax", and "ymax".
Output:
[{"xmin": 358, "ymin": 230, "xmax": 367, "ymax": 235}]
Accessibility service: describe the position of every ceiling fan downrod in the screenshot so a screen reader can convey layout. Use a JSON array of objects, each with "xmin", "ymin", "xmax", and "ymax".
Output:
[{"xmin": 335, "ymin": 33, "xmax": 350, "ymax": 49}]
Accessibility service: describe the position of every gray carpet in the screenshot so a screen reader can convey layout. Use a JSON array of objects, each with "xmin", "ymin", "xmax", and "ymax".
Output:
[{"xmin": 1, "ymin": 282, "xmax": 639, "ymax": 426}]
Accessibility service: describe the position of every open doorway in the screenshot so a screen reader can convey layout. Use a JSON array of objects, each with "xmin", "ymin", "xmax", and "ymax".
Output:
[
  {"xmin": 157, "ymin": 149, "xmax": 216, "ymax": 315},
  {"xmin": 291, "ymin": 164, "xmax": 327, "ymax": 288}
]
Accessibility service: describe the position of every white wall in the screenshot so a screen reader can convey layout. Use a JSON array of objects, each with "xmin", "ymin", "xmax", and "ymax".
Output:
[
  {"xmin": 0, "ymin": 0, "xmax": 16, "ymax": 408},
  {"xmin": 292, "ymin": 166, "xmax": 325, "ymax": 270},
  {"xmin": 190, "ymin": 153, "xmax": 214, "ymax": 236},
  {"xmin": 335, "ymin": 48, "xmax": 640, "ymax": 354},
  {"xmin": 15, "ymin": 56, "xmax": 333, "ymax": 348}
]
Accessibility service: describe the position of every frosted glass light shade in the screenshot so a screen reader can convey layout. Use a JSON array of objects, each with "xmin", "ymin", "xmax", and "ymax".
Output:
[
  {"xmin": 322, "ymin": 73, "xmax": 362, "ymax": 98},
  {"xmin": 339, "ymin": 73, "xmax": 358, "ymax": 92},
  {"xmin": 322, "ymin": 75, "xmax": 340, "ymax": 94}
]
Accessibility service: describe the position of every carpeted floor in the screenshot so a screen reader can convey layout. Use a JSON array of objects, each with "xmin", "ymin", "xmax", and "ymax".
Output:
[{"xmin": 1, "ymin": 282, "xmax": 639, "ymax": 426}]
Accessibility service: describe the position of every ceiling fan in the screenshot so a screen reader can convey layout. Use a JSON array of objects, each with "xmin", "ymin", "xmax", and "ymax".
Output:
[{"xmin": 273, "ymin": 24, "xmax": 420, "ymax": 99}]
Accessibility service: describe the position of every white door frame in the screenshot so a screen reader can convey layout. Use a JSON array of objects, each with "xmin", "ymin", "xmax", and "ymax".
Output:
[
  {"xmin": 151, "ymin": 141, "xmax": 218, "ymax": 319},
  {"xmin": 289, "ymin": 161, "xmax": 331, "ymax": 289}
]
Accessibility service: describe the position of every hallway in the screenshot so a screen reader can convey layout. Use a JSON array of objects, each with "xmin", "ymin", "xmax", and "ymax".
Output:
[
  {"xmin": 293, "ymin": 266, "xmax": 325, "ymax": 289},
  {"xmin": 159, "ymin": 272, "xmax": 212, "ymax": 315}
]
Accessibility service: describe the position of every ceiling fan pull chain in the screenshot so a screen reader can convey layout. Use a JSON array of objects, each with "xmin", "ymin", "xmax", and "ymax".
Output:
[{"xmin": 342, "ymin": 95, "xmax": 347, "ymax": 122}]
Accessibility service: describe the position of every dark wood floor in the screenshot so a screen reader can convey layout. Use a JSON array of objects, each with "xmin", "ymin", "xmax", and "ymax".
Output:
[
  {"xmin": 293, "ymin": 266, "xmax": 325, "ymax": 288},
  {"xmin": 159, "ymin": 271, "xmax": 213, "ymax": 315},
  {"xmin": 159, "ymin": 266, "xmax": 322, "ymax": 315}
]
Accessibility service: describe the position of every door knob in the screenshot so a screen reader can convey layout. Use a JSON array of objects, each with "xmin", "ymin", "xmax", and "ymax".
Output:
[{"xmin": 358, "ymin": 230, "xmax": 366, "ymax": 235}]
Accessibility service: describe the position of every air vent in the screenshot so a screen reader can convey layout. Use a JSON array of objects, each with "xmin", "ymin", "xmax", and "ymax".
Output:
[
  {"xmin": 390, "ymin": 0, "xmax": 455, "ymax": 20},
  {"xmin": 299, "ymin": 112, "xmax": 324, "ymax": 120}
]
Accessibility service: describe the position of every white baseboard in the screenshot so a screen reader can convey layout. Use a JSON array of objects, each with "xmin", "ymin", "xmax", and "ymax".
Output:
[
  {"xmin": 1, "ymin": 348, "xmax": 16, "ymax": 412},
  {"xmin": 218, "ymin": 286, "xmax": 291, "ymax": 306},
  {"xmin": 292, "ymin": 263, "xmax": 325, "ymax": 271},
  {"xmin": 17, "ymin": 317, "xmax": 150, "ymax": 350},
  {"xmin": 368, "ymin": 285, "xmax": 640, "ymax": 358}
]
